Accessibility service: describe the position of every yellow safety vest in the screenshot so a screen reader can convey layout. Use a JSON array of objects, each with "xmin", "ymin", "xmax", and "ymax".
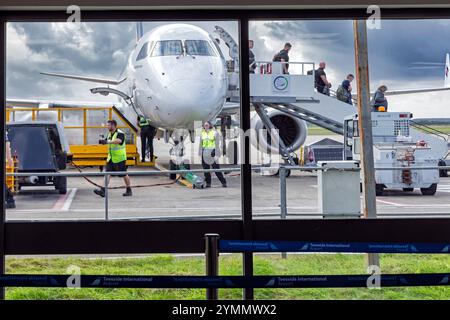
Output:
[
  {"xmin": 138, "ymin": 116, "xmax": 150, "ymax": 127},
  {"xmin": 107, "ymin": 130, "xmax": 127, "ymax": 163},
  {"xmin": 202, "ymin": 129, "xmax": 216, "ymax": 149}
]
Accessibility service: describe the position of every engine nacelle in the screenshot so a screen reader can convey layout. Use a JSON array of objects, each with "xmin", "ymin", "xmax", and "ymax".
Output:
[{"xmin": 251, "ymin": 109, "xmax": 307, "ymax": 155}]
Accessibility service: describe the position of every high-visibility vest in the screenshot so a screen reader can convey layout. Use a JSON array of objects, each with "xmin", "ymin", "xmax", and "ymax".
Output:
[
  {"xmin": 201, "ymin": 129, "xmax": 216, "ymax": 149},
  {"xmin": 107, "ymin": 130, "xmax": 127, "ymax": 163},
  {"xmin": 138, "ymin": 116, "xmax": 150, "ymax": 127}
]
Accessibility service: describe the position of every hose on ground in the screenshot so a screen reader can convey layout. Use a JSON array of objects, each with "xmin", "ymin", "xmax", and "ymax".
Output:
[{"xmin": 70, "ymin": 161, "xmax": 180, "ymax": 189}]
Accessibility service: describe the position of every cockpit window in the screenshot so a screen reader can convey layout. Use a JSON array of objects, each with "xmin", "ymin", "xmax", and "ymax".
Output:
[
  {"xmin": 136, "ymin": 42, "xmax": 149, "ymax": 61},
  {"xmin": 151, "ymin": 40, "xmax": 183, "ymax": 56},
  {"xmin": 185, "ymin": 40, "xmax": 216, "ymax": 56}
]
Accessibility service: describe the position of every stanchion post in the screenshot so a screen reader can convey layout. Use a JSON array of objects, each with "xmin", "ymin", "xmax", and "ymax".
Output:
[
  {"xmin": 279, "ymin": 167, "xmax": 287, "ymax": 259},
  {"xmin": 205, "ymin": 233, "xmax": 219, "ymax": 300},
  {"xmin": 279, "ymin": 167, "xmax": 287, "ymax": 219},
  {"xmin": 104, "ymin": 173, "xmax": 109, "ymax": 220}
]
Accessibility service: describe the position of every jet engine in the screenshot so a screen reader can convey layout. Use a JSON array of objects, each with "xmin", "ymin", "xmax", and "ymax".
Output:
[{"xmin": 251, "ymin": 109, "xmax": 307, "ymax": 155}]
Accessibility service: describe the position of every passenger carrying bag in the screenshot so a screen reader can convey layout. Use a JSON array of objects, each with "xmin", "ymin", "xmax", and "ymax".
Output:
[{"xmin": 336, "ymin": 85, "xmax": 347, "ymax": 102}]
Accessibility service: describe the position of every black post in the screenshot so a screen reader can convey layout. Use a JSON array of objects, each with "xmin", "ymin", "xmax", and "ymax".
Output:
[
  {"xmin": 238, "ymin": 16, "xmax": 254, "ymax": 301},
  {"xmin": 205, "ymin": 233, "xmax": 219, "ymax": 300},
  {"xmin": 0, "ymin": 16, "xmax": 6, "ymax": 300}
]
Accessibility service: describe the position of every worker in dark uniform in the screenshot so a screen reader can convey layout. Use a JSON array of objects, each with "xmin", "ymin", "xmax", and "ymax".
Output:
[
  {"xmin": 94, "ymin": 120, "xmax": 132, "ymax": 197},
  {"xmin": 5, "ymin": 130, "xmax": 16, "ymax": 209},
  {"xmin": 199, "ymin": 121, "xmax": 227, "ymax": 188},
  {"xmin": 249, "ymin": 40, "xmax": 256, "ymax": 73},
  {"xmin": 137, "ymin": 115, "xmax": 156, "ymax": 162},
  {"xmin": 315, "ymin": 61, "xmax": 332, "ymax": 95}
]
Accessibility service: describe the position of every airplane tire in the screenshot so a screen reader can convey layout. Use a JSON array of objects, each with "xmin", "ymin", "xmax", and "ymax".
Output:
[
  {"xmin": 169, "ymin": 160, "xmax": 177, "ymax": 180},
  {"xmin": 421, "ymin": 183, "xmax": 437, "ymax": 196},
  {"xmin": 375, "ymin": 184, "xmax": 384, "ymax": 196},
  {"xmin": 55, "ymin": 176, "xmax": 67, "ymax": 195},
  {"xmin": 439, "ymin": 160, "xmax": 448, "ymax": 177},
  {"xmin": 276, "ymin": 168, "xmax": 291, "ymax": 178}
]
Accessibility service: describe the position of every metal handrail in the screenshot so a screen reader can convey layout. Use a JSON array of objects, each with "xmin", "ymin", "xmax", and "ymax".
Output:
[
  {"xmin": 6, "ymin": 164, "xmax": 448, "ymax": 221},
  {"xmin": 251, "ymin": 61, "xmax": 315, "ymax": 76},
  {"xmin": 6, "ymin": 166, "xmax": 360, "ymax": 177},
  {"xmin": 7, "ymin": 165, "xmax": 450, "ymax": 178}
]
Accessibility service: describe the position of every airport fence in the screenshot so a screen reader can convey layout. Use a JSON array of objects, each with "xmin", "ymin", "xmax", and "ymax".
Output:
[{"xmin": 6, "ymin": 165, "xmax": 450, "ymax": 220}]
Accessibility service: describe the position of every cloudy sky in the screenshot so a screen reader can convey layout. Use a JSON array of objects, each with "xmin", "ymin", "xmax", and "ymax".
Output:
[{"xmin": 7, "ymin": 19, "xmax": 450, "ymax": 118}]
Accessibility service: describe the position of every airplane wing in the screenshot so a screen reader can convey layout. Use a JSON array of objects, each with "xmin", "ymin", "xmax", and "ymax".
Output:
[
  {"xmin": 6, "ymin": 98, "xmax": 118, "ymax": 108},
  {"xmin": 351, "ymin": 86, "xmax": 450, "ymax": 99},
  {"xmin": 384, "ymin": 86, "xmax": 450, "ymax": 96},
  {"xmin": 40, "ymin": 72, "xmax": 126, "ymax": 85},
  {"xmin": 219, "ymin": 101, "xmax": 242, "ymax": 116}
]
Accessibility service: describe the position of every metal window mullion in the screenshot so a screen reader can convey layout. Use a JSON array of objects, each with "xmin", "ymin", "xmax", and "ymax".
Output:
[
  {"xmin": 238, "ymin": 15, "xmax": 254, "ymax": 301},
  {"xmin": 0, "ymin": 15, "xmax": 6, "ymax": 300}
]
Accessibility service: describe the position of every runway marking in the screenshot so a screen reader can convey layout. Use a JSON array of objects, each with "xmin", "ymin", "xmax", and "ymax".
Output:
[
  {"xmin": 375, "ymin": 199, "xmax": 405, "ymax": 207},
  {"xmin": 51, "ymin": 188, "xmax": 77, "ymax": 211},
  {"xmin": 9, "ymin": 205, "xmax": 315, "ymax": 214}
]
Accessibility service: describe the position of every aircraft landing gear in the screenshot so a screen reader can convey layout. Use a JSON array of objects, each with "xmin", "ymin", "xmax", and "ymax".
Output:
[{"xmin": 169, "ymin": 139, "xmax": 185, "ymax": 180}]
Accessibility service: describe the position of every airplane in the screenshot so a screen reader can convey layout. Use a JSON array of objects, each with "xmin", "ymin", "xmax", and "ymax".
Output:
[{"xmin": 6, "ymin": 23, "xmax": 450, "ymax": 168}]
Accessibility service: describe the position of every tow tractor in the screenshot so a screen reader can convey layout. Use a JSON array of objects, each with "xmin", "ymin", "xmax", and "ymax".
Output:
[
  {"xmin": 344, "ymin": 112, "xmax": 439, "ymax": 196},
  {"xmin": 7, "ymin": 121, "xmax": 72, "ymax": 194}
]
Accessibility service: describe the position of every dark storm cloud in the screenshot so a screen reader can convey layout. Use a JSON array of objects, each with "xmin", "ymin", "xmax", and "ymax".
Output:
[
  {"xmin": 14, "ymin": 22, "xmax": 135, "ymax": 74},
  {"xmin": 7, "ymin": 21, "xmax": 237, "ymax": 100},
  {"xmin": 7, "ymin": 22, "xmax": 137, "ymax": 100}
]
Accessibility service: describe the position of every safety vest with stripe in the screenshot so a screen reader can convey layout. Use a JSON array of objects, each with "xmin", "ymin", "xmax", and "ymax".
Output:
[
  {"xmin": 138, "ymin": 116, "xmax": 150, "ymax": 127},
  {"xmin": 107, "ymin": 130, "xmax": 127, "ymax": 163},
  {"xmin": 201, "ymin": 129, "xmax": 216, "ymax": 149}
]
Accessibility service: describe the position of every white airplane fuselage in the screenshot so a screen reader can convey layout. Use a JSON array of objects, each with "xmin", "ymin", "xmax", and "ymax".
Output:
[{"xmin": 117, "ymin": 24, "xmax": 228, "ymax": 130}]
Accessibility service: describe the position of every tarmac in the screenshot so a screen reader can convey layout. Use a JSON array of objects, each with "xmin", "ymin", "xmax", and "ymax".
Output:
[{"xmin": 6, "ymin": 136, "xmax": 450, "ymax": 221}]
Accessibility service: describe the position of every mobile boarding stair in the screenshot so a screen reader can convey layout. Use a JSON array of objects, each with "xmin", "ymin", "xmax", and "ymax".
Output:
[{"xmin": 249, "ymin": 61, "xmax": 450, "ymax": 167}]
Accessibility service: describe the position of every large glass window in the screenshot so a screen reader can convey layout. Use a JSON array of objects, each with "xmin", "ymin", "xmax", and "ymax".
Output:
[
  {"xmin": 151, "ymin": 40, "xmax": 183, "ymax": 56},
  {"xmin": 6, "ymin": 21, "xmax": 241, "ymax": 221},
  {"xmin": 249, "ymin": 19, "xmax": 450, "ymax": 220},
  {"xmin": 136, "ymin": 42, "xmax": 149, "ymax": 61},
  {"xmin": 185, "ymin": 40, "xmax": 216, "ymax": 56}
]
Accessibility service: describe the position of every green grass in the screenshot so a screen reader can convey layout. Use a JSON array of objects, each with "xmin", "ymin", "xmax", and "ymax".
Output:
[
  {"xmin": 5, "ymin": 254, "xmax": 450, "ymax": 300},
  {"xmin": 307, "ymin": 126, "xmax": 337, "ymax": 136},
  {"xmin": 308, "ymin": 125, "xmax": 450, "ymax": 136},
  {"xmin": 420, "ymin": 125, "xmax": 450, "ymax": 134}
]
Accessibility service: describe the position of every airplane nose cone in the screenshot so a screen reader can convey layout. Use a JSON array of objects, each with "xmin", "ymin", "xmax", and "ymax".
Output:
[{"xmin": 162, "ymin": 79, "xmax": 225, "ymax": 127}]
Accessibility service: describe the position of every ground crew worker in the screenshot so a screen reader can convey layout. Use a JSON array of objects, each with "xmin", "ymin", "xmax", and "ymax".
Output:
[
  {"xmin": 137, "ymin": 115, "xmax": 156, "ymax": 162},
  {"xmin": 94, "ymin": 119, "xmax": 132, "ymax": 197},
  {"xmin": 199, "ymin": 121, "xmax": 227, "ymax": 188},
  {"xmin": 5, "ymin": 130, "xmax": 16, "ymax": 209}
]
